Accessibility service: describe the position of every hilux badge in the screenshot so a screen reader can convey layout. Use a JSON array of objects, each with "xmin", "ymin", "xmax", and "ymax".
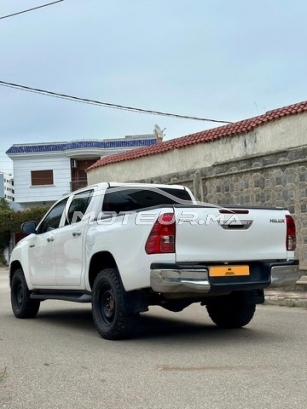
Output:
[{"xmin": 270, "ymin": 219, "xmax": 285, "ymax": 223}]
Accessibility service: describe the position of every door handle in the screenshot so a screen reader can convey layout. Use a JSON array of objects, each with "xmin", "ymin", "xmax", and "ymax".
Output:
[
  {"xmin": 72, "ymin": 231, "xmax": 82, "ymax": 237},
  {"xmin": 47, "ymin": 236, "xmax": 54, "ymax": 242}
]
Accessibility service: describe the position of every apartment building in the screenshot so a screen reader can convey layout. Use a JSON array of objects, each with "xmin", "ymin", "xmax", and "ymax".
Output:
[
  {"xmin": 6, "ymin": 134, "xmax": 157, "ymax": 209},
  {"xmin": 0, "ymin": 172, "xmax": 14, "ymax": 202}
]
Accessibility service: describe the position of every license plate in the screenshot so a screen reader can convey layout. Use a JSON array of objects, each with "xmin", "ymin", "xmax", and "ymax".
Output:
[{"xmin": 209, "ymin": 265, "xmax": 250, "ymax": 277}]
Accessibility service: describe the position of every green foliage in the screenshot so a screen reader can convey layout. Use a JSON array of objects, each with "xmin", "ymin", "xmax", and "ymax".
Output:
[
  {"xmin": 0, "ymin": 253, "xmax": 7, "ymax": 265},
  {"xmin": 0, "ymin": 198, "xmax": 10, "ymax": 210},
  {"xmin": 0, "ymin": 230, "xmax": 10, "ymax": 250},
  {"xmin": 0, "ymin": 206, "xmax": 49, "ymax": 233},
  {"xmin": 0, "ymin": 206, "xmax": 50, "ymax": 263}
]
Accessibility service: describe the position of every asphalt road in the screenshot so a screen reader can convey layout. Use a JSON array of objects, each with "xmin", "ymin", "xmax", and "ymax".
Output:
[{"xmin": 0, "ymin": 289, "xmax": 307, "ymax": 409}]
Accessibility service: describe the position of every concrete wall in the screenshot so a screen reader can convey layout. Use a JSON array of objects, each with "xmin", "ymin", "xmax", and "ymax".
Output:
[{"xmin": 87, "ymin": 113, "xmax": 307, "ymax": 184}]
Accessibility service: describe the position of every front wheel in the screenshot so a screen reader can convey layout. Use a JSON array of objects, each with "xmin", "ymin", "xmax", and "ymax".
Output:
[
  {"xmin": 206, "ymin": 298, "xmax": 256, "ymax": 329},
  {"xmin": 92, "ymin": 268, "xmax": 139, "ymax": 340},
  {"xmin": 11, "ymin": 268, "xmax": 40, "ymax": 318}
]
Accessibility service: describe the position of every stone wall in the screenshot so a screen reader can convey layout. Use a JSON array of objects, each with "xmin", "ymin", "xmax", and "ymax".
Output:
[{"xmin": 134, "ymin": 145, "xmax": 307, "ymax": 270}]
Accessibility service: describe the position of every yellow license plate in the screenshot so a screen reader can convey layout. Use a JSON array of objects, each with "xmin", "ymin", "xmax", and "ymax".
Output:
[{"xmin": 209, "ymin": 265, "xmax": 250, "ymax": 277}]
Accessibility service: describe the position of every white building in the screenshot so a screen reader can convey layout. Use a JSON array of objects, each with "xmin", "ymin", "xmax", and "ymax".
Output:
[
  {"xmin": 0, "ymin": 172, "xmax": 14, "ymax": 202},
  {"xmin": 6, "ymin": 135, "xmax": 157, "ymax": 210}
]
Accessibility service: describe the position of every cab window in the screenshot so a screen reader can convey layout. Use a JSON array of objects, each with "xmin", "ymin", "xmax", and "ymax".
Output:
[
  {"xmin": 37, "ymin": 198, "xmax": 68, "ymax": 234},
  {"xmin": 65, "ymin": 190, "xmax": 94, "ymax": 224}
]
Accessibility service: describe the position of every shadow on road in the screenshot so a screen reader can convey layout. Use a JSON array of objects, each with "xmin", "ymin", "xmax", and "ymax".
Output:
[
  {"xmin": 31, "ymin": 305, "xmax": 282, "ymax": 345},
  {"xmin": 36, "ymin": 306, "xmax": 97, "ymax": 336}
]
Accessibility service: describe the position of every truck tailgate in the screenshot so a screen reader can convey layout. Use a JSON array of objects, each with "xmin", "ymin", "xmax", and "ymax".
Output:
[{"xmin": 174, "ymin": 207, "xmax": 291, "ymax": 263}]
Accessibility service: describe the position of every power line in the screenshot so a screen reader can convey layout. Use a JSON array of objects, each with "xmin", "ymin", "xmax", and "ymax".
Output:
[
  {"xmin": 0, "ymin": 1, "xmax": 64, "ymax": 20},
  {"xmin": 0, "ymin": 80, "xmax": 232, "ymax": 124}
]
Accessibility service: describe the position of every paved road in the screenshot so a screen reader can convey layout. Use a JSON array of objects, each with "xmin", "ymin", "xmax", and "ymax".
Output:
[
  {"xmin": 0, "ymin": 271, "xmax": 9, "ymax": 294},
  {"xmin": 0, "ymin": 285, "xmax": 307, "ymax": 409}
]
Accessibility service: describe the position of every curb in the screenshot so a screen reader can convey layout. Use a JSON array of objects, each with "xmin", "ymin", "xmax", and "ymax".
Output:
[{"xmin": 264, "ymin": 291, "xmax": 307, "ymax": 309}]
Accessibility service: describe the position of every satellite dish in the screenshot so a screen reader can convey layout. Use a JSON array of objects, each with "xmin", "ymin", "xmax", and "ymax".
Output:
[{"xmin": 153, "ymin": 124, "xmax": 165, "ymax": 140}]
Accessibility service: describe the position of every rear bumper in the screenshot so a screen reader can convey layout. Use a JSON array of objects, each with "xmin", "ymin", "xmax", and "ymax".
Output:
[
  {"xmin": 150, "ymin": 268, "xmax": 210, "ymax": 293},
  {"xmin": 150, "ymin": 260, "xmax": 300, "ymax": 294},
  {"xmin": 269, "ymin": 263, "xmax": 301, "ymax": 288}
]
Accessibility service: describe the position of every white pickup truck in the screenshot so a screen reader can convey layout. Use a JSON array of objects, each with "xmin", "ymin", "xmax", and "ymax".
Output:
[{"xmin": 9, "ymin": 182, "xmax": 300, "ymax": 340}]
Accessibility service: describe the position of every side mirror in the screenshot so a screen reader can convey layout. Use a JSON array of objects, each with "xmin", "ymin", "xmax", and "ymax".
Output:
[{"xmin": 21, "ymin": 221, "xmax": 37, "ymax": 234}]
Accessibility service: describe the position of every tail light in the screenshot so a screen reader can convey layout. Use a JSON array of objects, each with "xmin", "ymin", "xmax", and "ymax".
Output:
[
  {"xmin": 145, "ymin": 213, "xmax": 175, "ymax": 254},
  {"xmin": 286, "ymin": 215, "xmax": 296, "ymax": 251}
]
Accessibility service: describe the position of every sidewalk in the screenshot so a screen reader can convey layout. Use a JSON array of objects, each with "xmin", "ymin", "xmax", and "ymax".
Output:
[
  {"xmin": 264, "ymin": 275, "xmax": 307, "ymax": 309},
  {"xmin": 264, "ymin": 290, "xmax": 307, "ymax": 308},
  {"xmin": 0, "ymin": 266, "xmax": 307, "ymax": 309}
]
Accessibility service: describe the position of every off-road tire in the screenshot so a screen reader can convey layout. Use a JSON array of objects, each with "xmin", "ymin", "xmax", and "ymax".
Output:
[
  {"xmin": 206, "ymin": 299, "xmax": 256, "ymax": 329},
  {"xmin": 11, "ymin": 268, "xmax": 40, "ymax": 318},
  {"xmin": 92, "ymin": 268, "xmax": 139, "ymax": 340}
]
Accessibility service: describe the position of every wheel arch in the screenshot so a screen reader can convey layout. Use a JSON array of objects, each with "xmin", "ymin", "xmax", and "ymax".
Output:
[
  {"xmin": 88, "ymin": 251, "xmax": 120, "ymax": 290},
  {"xmin": 9, "ymin": 260, "xmax": 23, "ymax": 286}
]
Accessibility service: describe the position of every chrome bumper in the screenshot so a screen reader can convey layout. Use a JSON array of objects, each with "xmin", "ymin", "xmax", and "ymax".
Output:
[
  {"xmin": 150, "ymin": 268, "xmax": 210, "ymax": 293},
  {"xmin": 269, "ymin": 264, "xmax": 302, "ymax": 288},
  {"xmin": 150, "ymin": 261, "xmax": 301, "ymax": 293}
]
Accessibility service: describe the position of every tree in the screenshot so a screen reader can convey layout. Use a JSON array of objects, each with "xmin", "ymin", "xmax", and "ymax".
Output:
[
  {"xmin": 0, "ymin": 198, "xmax": 10, "ymax": 211},
  {"xmin": 0, "ymin": 203, "xmax": 49, "ymax": 265}
]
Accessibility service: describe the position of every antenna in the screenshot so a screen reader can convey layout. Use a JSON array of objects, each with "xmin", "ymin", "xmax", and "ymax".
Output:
[{"xmin": 153, "ymin": 124, "xmax": 165, "ymax": 141}]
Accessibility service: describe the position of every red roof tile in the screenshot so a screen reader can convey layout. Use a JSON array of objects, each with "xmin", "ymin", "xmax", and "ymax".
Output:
[{"xmin": 87, "ymin": 100, "xmax": 307, "ymax": 172}]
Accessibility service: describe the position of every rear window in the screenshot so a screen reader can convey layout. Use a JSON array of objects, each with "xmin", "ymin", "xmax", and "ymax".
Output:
[{"xmin": 102, "ymin": 187, "xmax": 192, "ymax": 213}]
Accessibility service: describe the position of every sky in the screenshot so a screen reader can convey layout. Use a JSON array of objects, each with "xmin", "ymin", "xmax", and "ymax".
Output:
[{"xmin": 1, "ymin": 0, "xmax": 307, "ymax": 173}]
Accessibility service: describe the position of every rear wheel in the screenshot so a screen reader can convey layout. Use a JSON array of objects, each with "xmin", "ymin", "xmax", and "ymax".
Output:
[
  {"xmin": 92, "ymin": 268, "xmax": 139, "ymax": 340},
  {"xmin": 206, "ymin": 297, "xmax": 256, "ymax": 328},
  {"xmin": 11, "ymin": 268, "xmax": 40, "ymax": 318}
]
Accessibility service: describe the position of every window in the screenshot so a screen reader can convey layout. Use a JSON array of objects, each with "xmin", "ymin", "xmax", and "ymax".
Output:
[
  {"xmin": 66, "ymin": 190, "xmax": 94, "ymax": 224},
  {"xmin": 37, "ymin": 198, "xmax": 68, "ymax": 234},
  {"xmin": 102, "ymin": 187, "xmax": 193, "ymax": 213},
  {"xmin": 31, "ymin": 170, "xmax": 54, "ymax": 186}
]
